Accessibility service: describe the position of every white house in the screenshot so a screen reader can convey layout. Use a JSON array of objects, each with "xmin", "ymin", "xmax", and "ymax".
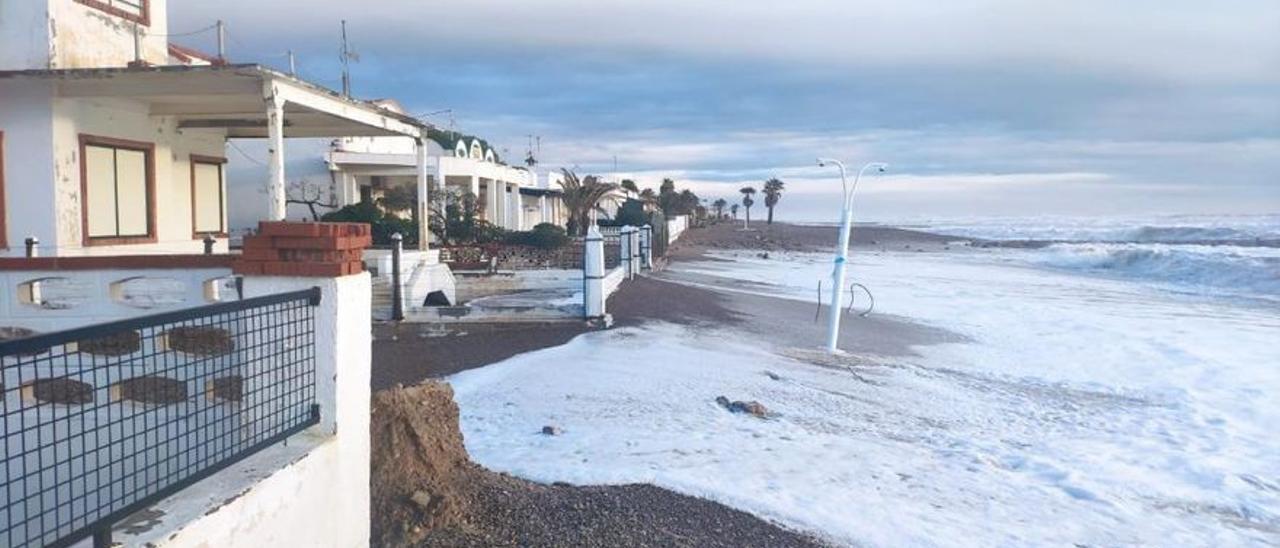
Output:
[
  {"xmin": 0, "ymin": 0, "xmax": 435, "ymax": 258},
  {"xmin": 323, "ymin": 103, "xmax": 568, "ymax": 232}
]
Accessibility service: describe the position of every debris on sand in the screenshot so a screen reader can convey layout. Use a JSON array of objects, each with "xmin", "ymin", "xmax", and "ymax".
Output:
[
  {"xmin": 541, "ymin": 425, "xmax": 561, "ymax": 436},
  {"xmin": 716, "ymin": 395, "xmax": 769, "ymax": 418}
]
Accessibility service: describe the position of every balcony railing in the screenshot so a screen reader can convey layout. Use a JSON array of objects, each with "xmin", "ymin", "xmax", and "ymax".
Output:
[{"xmin": 0, "ymin": 288, "xmax": 321, "ymax": 548}]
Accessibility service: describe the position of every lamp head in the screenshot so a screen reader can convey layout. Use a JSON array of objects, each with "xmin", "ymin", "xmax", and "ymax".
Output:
[{"xmin": 817, "ymin": 157, "xmax": 837, "ymax": 168}]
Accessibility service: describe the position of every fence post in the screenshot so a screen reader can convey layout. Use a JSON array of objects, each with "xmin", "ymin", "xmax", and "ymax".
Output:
[
  {"xmin": 390, "ymin": 233, "xmax": 405, "ymax": 321},
  {"xmin": 24, "ymin": 236, "xmax": 38, "ymax": 258},
  {"xmin": 583, "ymin": 226, "xmax": 605, "ymax": 319},
  {"xmin": 631, "ymin": 226, "xmax": 643, "ymax": 274},
  {"xmin": 620, "ymin": 225, "xmax": 634, "ymax": 279},
  {"xmin": 640, "ymin": 225, "xmax": 652, "ymax": 270}
]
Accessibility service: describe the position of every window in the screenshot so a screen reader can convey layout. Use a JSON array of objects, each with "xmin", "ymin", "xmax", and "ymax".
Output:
[
  {"xmin": 80, "ymin": 136, "xmax": 155, "ymax": 245},
  {"xmin": 74, "ymin": 0, "xmax": 150, "ymax": 26},
  {"xmin": 190, "ymin": 155, "xmax": 227, "ymax": 236}
]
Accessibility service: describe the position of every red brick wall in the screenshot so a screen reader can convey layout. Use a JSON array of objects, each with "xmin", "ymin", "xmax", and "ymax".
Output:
[{"xmin": 233, "ymin": 222, "xmax": 372, "ymax": 277}]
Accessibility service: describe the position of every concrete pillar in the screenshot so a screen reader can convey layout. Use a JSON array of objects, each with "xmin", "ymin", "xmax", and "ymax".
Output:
[
  {"xmin": 513, "ymin": 185, "xmax": 524, "ymax": 230},
  {"xmin": 640, "ymin": 224, "xmax": 653, "ymax": 270},
  {"xmin": 415, "ymin": 138, "xmax": 430, "ymax": 250},
  {"xmin": 265, "ymin": 89, "xmax": 287, "ymax": 220},
  {"xmin": 584, "ymin": 226, "xmax": 605, "ymax": 319},
  {"xmin": 630, "ymin": 226, "xmax": 642, "ymax": 276},
  {"xmin": 469, "ymin": 175, "xmax": 479, "ymax": 197},
  {"xmin": 539, "ymin": 195, "xmax": 549, "ymax": 226},
  {"xmin": 620, "ymin": 225, "xmax": 635, "ymax": 280}
]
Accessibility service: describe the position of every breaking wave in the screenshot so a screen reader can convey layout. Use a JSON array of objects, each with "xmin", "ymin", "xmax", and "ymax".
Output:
[{"xmin": 1029, "ymin": 243, "xmax": 1280, "ymax": 299}]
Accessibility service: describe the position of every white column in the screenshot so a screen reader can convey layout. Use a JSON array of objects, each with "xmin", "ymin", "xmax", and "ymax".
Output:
[
  {"xmin": 416, "ymin": 138, "xmax": 430, "ymax": 250},
  {"xmin": 630, "ymin": 226, "xmax": 642, "ymax": 276},
  {"xmin": 640, "ymin": 225, "xmax": 653, "ymax": 270},
  {"xmin": 620, "ymin": 225, "xmax": 635, "ymax": 280},
  {"xmin": 265, "ymin": 89, "xmax": 287, "ymax": 220},
  {"xmin": 539, "ymin": 195, "xmax": 548, "ymax": 226},
  {"xmin": 583, "ymin": 226, "xmax": 605, "ymax": 319},
  {"xmin": 511, "ymin": 184, "xmax": 522, "ymax": 230},
  {"xmin": 469, "ymin": 175, "xmax": 479, "ymax": 197}
]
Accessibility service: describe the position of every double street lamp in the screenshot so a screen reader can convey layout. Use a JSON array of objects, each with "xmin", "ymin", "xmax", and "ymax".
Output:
[{"xmin": 815, "ymin": 158, "xmax": 888, "ymax": 353}]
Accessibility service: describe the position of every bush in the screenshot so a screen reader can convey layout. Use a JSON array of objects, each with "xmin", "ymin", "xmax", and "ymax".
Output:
[
  {"xmin": 321, "ymin": 203, "xmax": 418, "ymax": 247},
  {"xmin": 614, "ymin": 199, "xmax": 649, "ymax": 227},
  {"xmin": 505, "ymin": 223, "xmax": 570, "ymax": 250}
]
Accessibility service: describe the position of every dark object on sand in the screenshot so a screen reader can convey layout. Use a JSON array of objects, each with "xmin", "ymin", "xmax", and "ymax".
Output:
[
  {"xmin": 716, "ymin": 396, "xmax": 769, "ymax": 418},
  {"xmin": 541, "ymin": 425, "xmax": 561, "ymax": 436}
]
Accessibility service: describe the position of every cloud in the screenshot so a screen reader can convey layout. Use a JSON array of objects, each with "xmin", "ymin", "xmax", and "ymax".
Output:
[{"xmin": 177, "ymin": 1, "xmax": 1280, "ymax": 220}]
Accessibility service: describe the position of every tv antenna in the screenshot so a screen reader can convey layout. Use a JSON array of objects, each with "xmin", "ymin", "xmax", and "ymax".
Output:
[{"xmin": 339, "ymin": 20, "xmax": 360, "ymax": 97}]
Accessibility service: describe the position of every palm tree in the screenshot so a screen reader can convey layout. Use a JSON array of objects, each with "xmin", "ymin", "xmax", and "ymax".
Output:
[
  {"xmin": 638, "ymin": 188, "xmax": 658, "ymax": 206},
  {"xmin": 730, "ymin": 203, "xmax": 739, "ymax": 219},
  {"xmin": 762, "ymin": 178, "xmax": 785, "ymax": 224},
  {"xmin": 739, "ymin": 186, "xmax": 757, "ymax": 227},
  {"xmin": 558, "ymin": 168, "xmax": 620, "ymax": 236},
  {"xmin": 620, "ymin": 179, "xmax": 639, "ymax": 196},
  {"xmin": 712, "ymin": 198, "xmax": 728, "ymax": 218}
]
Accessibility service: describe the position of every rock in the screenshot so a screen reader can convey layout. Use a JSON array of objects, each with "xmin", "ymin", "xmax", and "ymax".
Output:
[
  {"xmin": 715, "ymin": 396, "xmax": 769, "ymax": 418},
  {"xmin": 764, "ymin": 371, "xmax": 782, "ymax": 381},
  {"xmin": 410, "ymin": 490, "xmax": 437, "ymax": 511},
  {"xmin": 541, "ymin": 425, "xmax": 561, "ymax": 436}
]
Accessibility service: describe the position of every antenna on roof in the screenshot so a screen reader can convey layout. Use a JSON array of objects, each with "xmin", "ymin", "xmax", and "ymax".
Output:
[{"xmin": 339, "ymin": 20, "xmax": 360, "ymax": 97}]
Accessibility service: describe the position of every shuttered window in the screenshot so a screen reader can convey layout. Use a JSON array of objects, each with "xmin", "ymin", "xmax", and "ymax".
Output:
[
  {"xmin": 80, "ymin": 136, "xmax": 155, "ymax": 245},
  {"xmin": 190, "ymin": 156, "xmax": 226, "ymax": 235}
]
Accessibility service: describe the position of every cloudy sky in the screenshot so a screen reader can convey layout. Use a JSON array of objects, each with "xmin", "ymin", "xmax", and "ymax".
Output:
[{"xmin": 174, "ymin": 1, "xmax": 1280, "ymax": 222}]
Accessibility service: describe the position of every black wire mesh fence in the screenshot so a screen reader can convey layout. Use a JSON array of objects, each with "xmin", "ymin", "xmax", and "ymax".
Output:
[{"xmin": 0, "ymin": 287, "xmax": 321, "ymax": 548}]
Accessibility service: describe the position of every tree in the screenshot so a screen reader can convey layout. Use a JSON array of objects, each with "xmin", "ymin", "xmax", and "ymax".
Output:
[
  {"xmin": 638, "ymin": 188, "xmax": 659, "ymax": 210},
  {"xmin": 286, "ymin": 180, "xmax": 337, "ymax": 221},
  {"xmin": 558, "ymin": 169, "xmax": 620, "ymax": 236},
  {"xmin": 620, "ymin": 179, "xmax": 639, "ymax": 195},
  {"xmin": 762, "ymin": 178, "xmax": 785, "ymax": 224},
  {"xmin": 730, "ymin": 203, "xmax": 740, "ymax": 219},
  {"xmin": 712, "ymin": 198, "xmax": 728, "ymax": 218},
  {"xmin": 739, "ymin": 186, "xmax": 757, "ymax": 227}
]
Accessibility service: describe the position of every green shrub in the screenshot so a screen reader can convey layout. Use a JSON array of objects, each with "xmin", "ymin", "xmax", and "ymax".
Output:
[
  {"xmin": 505, "ymin": 223, "xmax": 570, "ymax": 249},
  {"xmin": 321, "ymin": 203, "xmax": 418, "ymax": 247}
]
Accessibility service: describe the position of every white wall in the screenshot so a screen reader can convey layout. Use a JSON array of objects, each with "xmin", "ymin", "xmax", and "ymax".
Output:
[
  {"xmin": 0, "ymin": 0, "xmax": 170, "ymax": 70},
  {"xmin": 120, "ymin": 273, "xmax": 372, "ymax": 548},
  {"xmin": 0, "ymin": 79, "xmax": 58, "ymax": 254},
  {"xmin": 0, "ymin": 0, "xmax": 52, "ymax": 70},
  {"xmin": 43, "ymin": 96, "xmax": 229, "ymax": 255}
]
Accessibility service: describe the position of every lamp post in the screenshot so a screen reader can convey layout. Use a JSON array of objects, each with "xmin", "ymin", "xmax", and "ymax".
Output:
[{"xmin": 816, "ymin": 158, "xmax": 887, "ymax": 353}]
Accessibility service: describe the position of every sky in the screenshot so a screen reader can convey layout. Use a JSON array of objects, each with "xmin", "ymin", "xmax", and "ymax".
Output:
[{"xmin": 172, "ymin": 1, "xmax": 1280, "ymax": 222}]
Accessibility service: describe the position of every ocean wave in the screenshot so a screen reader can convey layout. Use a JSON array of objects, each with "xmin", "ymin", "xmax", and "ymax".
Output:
[
  {"xmin": 912, "ymin": 215, "xmax": 1280, "ymax": 245},
  {"xmin": 1027, "ymin": 243, "xmax": 1280, "ymax": 298}
]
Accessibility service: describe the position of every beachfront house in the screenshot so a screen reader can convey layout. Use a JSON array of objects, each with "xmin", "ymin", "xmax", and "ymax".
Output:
[
  {"xmin": 322, "ymin": 107, "xmax": 568, "ymax": 231},
  {"xmin": 0, "ymin": 0, "xmax": 435, "ymax": 258},
  {"xmin": 0, "ymin": 1, "xmax": 430, "ymax": 546}
]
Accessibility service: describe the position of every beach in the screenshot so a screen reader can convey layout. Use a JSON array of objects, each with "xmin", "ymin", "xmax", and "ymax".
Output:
[{"xmin": 374, "ymin": 218, "xmax": 1280, "ymax": 546}]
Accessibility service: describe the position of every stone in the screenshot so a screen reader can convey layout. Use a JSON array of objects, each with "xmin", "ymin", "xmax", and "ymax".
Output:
[
  {"xmin": 541, "ymin": 425, "xmax": 561, "ymax": 436},
  {"xmin": 715, "ymin": 395, "xmax": 769, "ymax": 418}
]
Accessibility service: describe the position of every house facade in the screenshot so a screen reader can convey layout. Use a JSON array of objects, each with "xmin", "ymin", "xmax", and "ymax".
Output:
[
  {"xmin": 0, "ymin": 0, "xmax": 434, "ymax": 258},
  {"xmin": 324, "ymin": 104, "xmax": 568, "ymax": 232}
]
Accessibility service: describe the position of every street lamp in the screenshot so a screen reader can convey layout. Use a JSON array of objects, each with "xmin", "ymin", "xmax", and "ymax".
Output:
[{"xmin": 816, "ymin": 158, "xmax": 888, "ymax": 353}]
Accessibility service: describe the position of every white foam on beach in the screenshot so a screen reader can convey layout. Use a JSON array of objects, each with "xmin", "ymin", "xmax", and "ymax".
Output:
[{"xmin": 450, "ymin": 247, "xmax": 1280, "ymax": 546}]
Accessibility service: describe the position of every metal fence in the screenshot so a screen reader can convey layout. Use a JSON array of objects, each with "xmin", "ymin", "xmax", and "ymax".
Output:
[{"xmin": 0, "ymin": 288, "xmax": 322, "ymax": 548}]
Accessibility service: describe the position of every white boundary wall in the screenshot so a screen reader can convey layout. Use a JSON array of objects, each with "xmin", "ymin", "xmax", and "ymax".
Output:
[
  {"xmin": 116, "ymin": 273, "xmax": 372, "ymax": 547},
  {"xmin": 666, "ymin": 215, "xmax": 689, "ymax": 244}
]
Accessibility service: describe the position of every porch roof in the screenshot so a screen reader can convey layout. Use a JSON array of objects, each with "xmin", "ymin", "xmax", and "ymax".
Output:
[{"xmin": 0, "ymin": 64, "xmax": 430, "ymax": 139}]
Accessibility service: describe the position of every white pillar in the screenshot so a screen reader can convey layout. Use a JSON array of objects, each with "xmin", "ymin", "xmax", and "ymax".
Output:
[
  {"xmin": 630, "ymin": 226, "xmax": 642, "ymax": 275},
  {"xmin": 469, "ymin": 175, "xmax": 479, "ymax": 197},
  {"xmin": 513, "ymin": 185, "xmax": 524, "ymax": 230},
  {"xmin": 539, "ymin": 195, "xmax": 549, "ymax": 226},
  {"xmin": 416, "ymin": 138, "xmax": 430, "ymax": 250},
  {"xmin": 640, "ymin": 225, "xmax": 653, "ymax": 270},
  {"xmin": 583, "ymin": 226, "xmax": 605, "ymax": 319},
  {"xmin": 620, "ymin": 225, "xmax": 635, "ymax": 280},
  {"xmin": 265, "ymin": 89, "xmax": 287, "ymax": 220}
]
